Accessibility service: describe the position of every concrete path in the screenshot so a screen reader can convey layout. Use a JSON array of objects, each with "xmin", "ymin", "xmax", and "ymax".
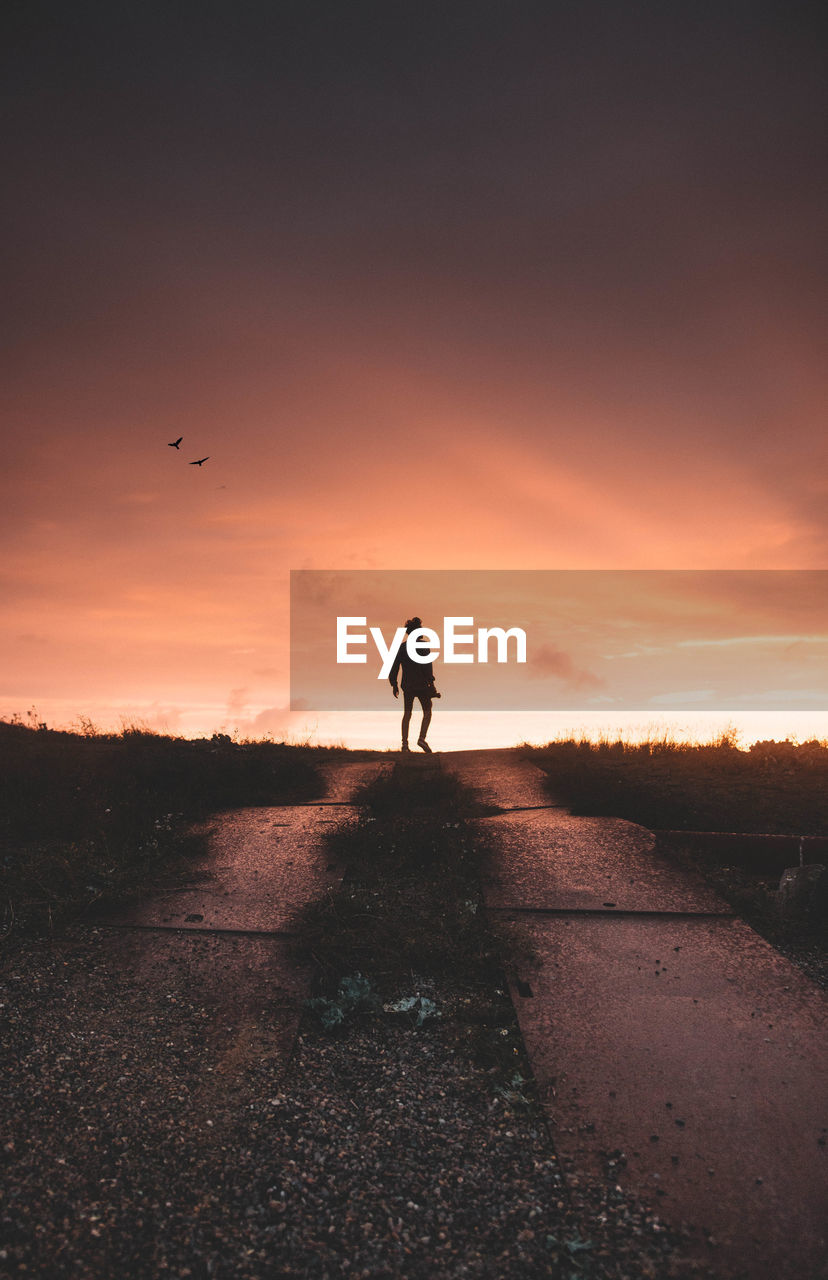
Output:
[
  {"xmin": 447, "ymin": 749, "xmax": 828, "ymax": 1280},
  {"xmin": 105, "ymin": 761, "xmax": 381, "ymax": 935},
  {"xmin": 92, "ymin": 760, "xmax": 386, "ymax": 1055}
]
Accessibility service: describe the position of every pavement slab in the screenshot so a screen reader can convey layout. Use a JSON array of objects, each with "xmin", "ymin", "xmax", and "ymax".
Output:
[
  {"xmin": 118, "ymin": 805, "xmax": 351, "ymax": 933},
  {"xmin": 316, "ymin": 759, "xmax": 387, "ymax": 804},
  {"xmin": 481, "ymin": 808, "xmax": 730, "ymax": 914},
  {"xmin": 450, "ymin": 750, "xmax": 828, "ymax": 1280},
  {"xmin": 82, "ymin": 760, "xmax": 387, "ymax": 1073},
  {"xmin": 105, "ymin": 761, "xmax": 387, "ymax": 934},
  {"xmin": 510, "ymin": 913, "xmax": 827, "ymax": 1277},
  {"xmin": 441, "ymin": 747, "xmax": 555, "ymax": 810}
]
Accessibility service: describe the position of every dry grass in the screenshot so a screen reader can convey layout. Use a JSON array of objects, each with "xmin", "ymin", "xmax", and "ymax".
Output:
[{"xmin": 527, "ymin": 734, "xmax": 828, "ymax": 835}]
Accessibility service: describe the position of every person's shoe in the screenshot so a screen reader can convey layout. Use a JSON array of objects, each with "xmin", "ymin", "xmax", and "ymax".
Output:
[
  {"xmin": 401, "ymin": 743, "xmax": 410, "ymax": 752},
  {"xmin": 417, "ymin": 739, "xmax": 432, "ymax": 753}
]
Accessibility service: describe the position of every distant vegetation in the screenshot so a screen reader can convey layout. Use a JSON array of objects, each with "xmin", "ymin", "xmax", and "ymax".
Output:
[
  {"xmin": 0, "ymin": 717, "xmax": 329, "ymax": 934},
  {"xmin": 527, "ymin": 734, "xmax": 828, "ymax": 836}
]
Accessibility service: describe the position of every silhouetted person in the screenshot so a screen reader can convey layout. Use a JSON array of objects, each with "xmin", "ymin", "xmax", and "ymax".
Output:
[{"xmin": 389, "ymin": 617, "xmax": 440, "ymax": 753}]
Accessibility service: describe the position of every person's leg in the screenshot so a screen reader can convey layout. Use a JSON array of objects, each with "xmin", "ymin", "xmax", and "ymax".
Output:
[
  {"xmin": 417, "ymin": 694, "xmax": 432, "ymax": 750},
  {"xmin": 401, "ymin": 692, "xmax": 414, "ymax": 749}
]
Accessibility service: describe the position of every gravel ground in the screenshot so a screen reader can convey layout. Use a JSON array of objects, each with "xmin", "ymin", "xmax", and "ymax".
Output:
[{"xmin": 0, "ymin": 929, "xmax": 726, "ymax": 1280}]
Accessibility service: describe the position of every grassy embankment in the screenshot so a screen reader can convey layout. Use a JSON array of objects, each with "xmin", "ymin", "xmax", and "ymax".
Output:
[
  {"xmin": 0, "ymin": 718, "xmax": 329, "ymax": 935},
  {"xmin": 526, "ymin": 733, "xmax": 828, "ymax": 835}
]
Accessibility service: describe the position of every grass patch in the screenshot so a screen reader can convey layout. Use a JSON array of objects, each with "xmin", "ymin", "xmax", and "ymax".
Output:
[
  {"xmin": 527, "ymin": 735, "xmax": 828, "ymax": 835},
  {"xmin": 295, "ymin": 762, "xmax": 503, "ymax": 987},
  {"xmin": 292, "ymin": 760, "xmax": 532, "ymax": 1076},
  {"xmin": 0, "ymin": 718, "xmax": 329, "ymax": 936}
]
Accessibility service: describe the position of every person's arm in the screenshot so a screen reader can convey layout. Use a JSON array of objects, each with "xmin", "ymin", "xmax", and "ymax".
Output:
[{"xmin": 389, "ymin": 642, "xmax": 404, "ymax": 697}]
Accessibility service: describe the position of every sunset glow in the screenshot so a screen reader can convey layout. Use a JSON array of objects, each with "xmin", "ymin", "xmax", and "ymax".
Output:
[{"xmin": 2, "ymin": 4, "xmax": 826, "ymax": 747}]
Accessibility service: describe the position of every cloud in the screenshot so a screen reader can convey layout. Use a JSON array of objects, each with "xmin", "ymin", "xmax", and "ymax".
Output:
[
  {"xmin": 226, "ymin": 687, "xmax": 250, "ymax": 720},
  {"xmin": 114, "ymin": 702, "xmax": 188, "ymax": 733},
  {"xmin": 250, "ymin": 705, "xmax": 294, "ymax": 734},
  {"xmin": 677, "ymin": 634, "xmax": 828, "ymax": 649},
  {"xmin": 220, "ymin": 701, "xmax": 314, "ymax": 742},
  {"xmin": 649, "ymin": 690, "xmax": 715, "ymax": 705},
  {"xmin": 528, "ymin": 643, "xmax": 604, "ymax": 690}
]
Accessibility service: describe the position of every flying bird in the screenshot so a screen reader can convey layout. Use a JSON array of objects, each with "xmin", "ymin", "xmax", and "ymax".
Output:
[
  {"xmin": 190, "ymin": 457, "xmax": 210, "ymax": 466},
  {"xmin": 168, "ymin": 437, "xmax": 183, "ymax": 449}
]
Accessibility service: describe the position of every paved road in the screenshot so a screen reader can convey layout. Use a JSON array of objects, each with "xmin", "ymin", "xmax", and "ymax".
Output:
[
  {"xmin": 96, "ymin": 760, "xmax": 386, "ymax": 1055},
  {"xmin": 107, "ymin": 761, "xmax": 381, "ymax": 934},
  {"xmin": 447, "ymin": 749, "xmax": 828, "ymax": 1280}
]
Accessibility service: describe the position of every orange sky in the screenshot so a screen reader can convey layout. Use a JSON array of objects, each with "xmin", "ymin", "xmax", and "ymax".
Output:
[{"xmin": 2, "ymin": 3, "xmax": 826, "ymax": 746}]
